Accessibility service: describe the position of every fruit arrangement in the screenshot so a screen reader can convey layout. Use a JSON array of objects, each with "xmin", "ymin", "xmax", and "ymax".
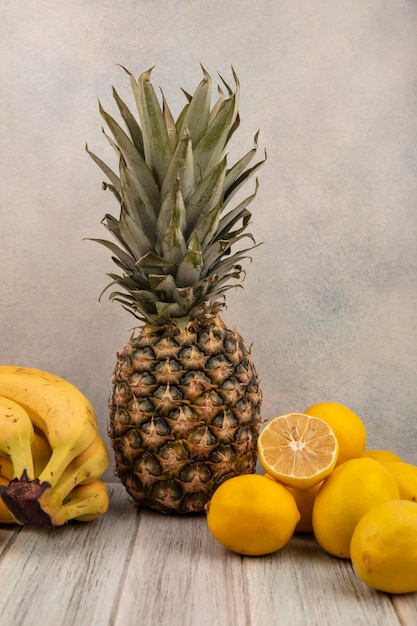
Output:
[
  {"xmin": 206, "ymin": 401, "xmax": 417, "ymax": 595},
  {"xmin": 87, "ymin": 66, "xmax": 264, "ymax": 513},
  {"xmin": 0, "ymin": 366, "xmax": 109, "ymax": 526},
  {"xmin": 2, "ymin": 65, "xmax": 415, "ymax": 601}
]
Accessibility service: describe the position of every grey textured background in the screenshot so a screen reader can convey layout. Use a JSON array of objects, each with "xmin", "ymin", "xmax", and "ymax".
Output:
[{"xmin": 1, "ymin": 1, "xmax": 416, "ymax": 477}]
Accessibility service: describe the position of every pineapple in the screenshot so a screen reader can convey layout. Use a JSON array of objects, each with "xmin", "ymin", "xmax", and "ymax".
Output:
[{"xmin": 87, "ymin": 65, "xmax": 265, "ymax": 514}]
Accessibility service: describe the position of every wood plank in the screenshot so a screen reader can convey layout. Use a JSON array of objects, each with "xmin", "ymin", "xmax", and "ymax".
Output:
[
  {"xmin": 0, "ymin": 525, "xmax": 20, "ymax": 560},
  {"xmin": 0, "ymin": 484, "xmax": 140, "ymax": 626},
  {"xmin": 243, "ymin": 534, "xmax": 403, "ymax": 625},
  {"xmin": 391, "ymin": 594, "xmax": 417, "ymax": 625},
  {"xmin": 111, "ymin": 509, "xmax": 248, "ymax": 626},
  {"xmin": 1, "ymin": 483, "xmax": 417, "ymax": 626}
]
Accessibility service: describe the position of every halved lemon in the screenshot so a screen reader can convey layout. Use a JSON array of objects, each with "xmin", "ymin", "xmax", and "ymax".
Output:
[{"xmin": 258, "ymin": 413, "xmax": 339, "ymax": 489}]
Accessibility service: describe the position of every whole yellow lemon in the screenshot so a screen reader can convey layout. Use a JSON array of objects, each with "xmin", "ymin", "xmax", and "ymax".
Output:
[
  {"xmin": 288, "ymin": 482, "xmax": 323, "ymax": 533},
  {"xmin": 206, "ymin": 474, "xmax": 300, "ymax": 555},
  {"xmin": 351, "ymin": 500, "xmax": 417, "ymax": 594},
  {"xmin": 384, "ymin": 461, "xmax": 417, "ymax": 501},
  {"xmin": 363, "ymin": 449, "xmax": 403, "ymax": 464},
  {"xmin": 304, "ymin": 402, "xmax": 366, "ymax": 466},
  {"xmin": 312, "ymin": 457, "xmax": 399, "ymax": 558}
]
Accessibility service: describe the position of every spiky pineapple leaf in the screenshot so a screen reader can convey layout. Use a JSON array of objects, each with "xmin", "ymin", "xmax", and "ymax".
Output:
[
  {"xmin": 217, "ymin": 180, "xmax": 259, "ymax": 238},
  {"xmin": 218, "ymin": 68, "xmax": 241, "ymax": 142},
  {"xmin": 176, "ymin": 231, "xmax": 204, "ymax": 287},
  {"xmin": 101, "ymin": 127, "xmax": 123, "ymax": 162},
  {"xmin": 224, "ymin": 130, "xmax": 258, "ymax": 181},
  {"xmin": 121, "ymin": 269, "xmax": 150, "ymax": 290},
  {"xmin": 85, "ymin": 144, "xmax": 121, "ymax": 193},
  {"xmin": 201, "ymin": 239, "xmax": 231, "ymax": 274},
  {"xmin": 112, "ymin": 86, "xmax": 144, "ymax": 156},
  {"xmin": 99, "ymin": 101, "xmax": 160, "ymax": 210},
  {"xmin": 161, "ymin": 91, "xmax": 178, "ymax": 153},
  {"xmin": 224, "ymin": 150, "xmax": 266, "ymax": 206},
  {"xmin": 156, "ymin": 177, "xmax": 186, "ymax": 258},
  {"xmin": 135, "ymin": 251, "xmax": 173, "ymax": 270},
  {"xmin": 119, "ymin": 207, "xmax": 153, "ymax": 260},
  {"xmin": 209, "ymin": 248, "xmax": 252, "ymax": 278},
  {"xmin": 191, "ymin": 198, "xmax": 223, "ymax": 251},
  {"xmin": 217, "ymin": 206, "xmax": 251, "ymax": 241},
  {"xmin": 175, "ymin": 285, "xmax": 194, "ymax": 304},
  {"xmin": 99, "ymin": 274, "xmax": 153, "ymax": 314},
  {"xmin": 106, "ymin": 272, "xmax": 145, "ymax": 292},
  {"xmin": 119, "ymin": 158, "xmax": 157, "ymax": 240},
  {"xmin": 101, "ymin": 212, "xmax": 122, "ymax": 236},
  {"xmin": 100, "ymin": 213, "xmax": 149, "ymax": 260},
  {"xmin": 185, "ymin": 156, "xmax": 227, "ymax": 235},
  {"xmin": 129, "ymin": 289, "xmax": 158, "ymax": 304},
  {"xmin": 223, "ymin": 131, "xmax": 262, "ymax": 201},
  {"xmin": 151, "ymin": 273, "xmax": 177, "ymax": 299},
  {"xmin": 169, "ymin": 315, "xmax": 192, "ymax": 329},
  {"xmin": 148, "ymin": 273, "xmax": 169, "ymax": 290},
  {"xmin": 161, "ymin": 207, "xmax": 187, "ymax": 265},
  {"xmin": 208, "ymin": 282, "xmax": 244, "ymax": 304},
  {"xmin": 208, "ymin": 85, "xmax": 226, "ymax": 126},
  {"xmin": 177, "ymin": 65, "xmax": 212, "ymax": 146},
  {"xmin": 156, "ymin": 301, "xmax": 186, "ymax": 319},
  {"xmin": 192, "ymin": 75, "xmax": 239, "ymax": 180},
  {"xmin": 160, "ymin": 127, "xmax": 195, "ymax": 203},
  {"xmin": 180, "ymin": 131, "xmax": 196, "ymax": 203},
  {"xmin": 222, "ymin": 218, "xmax": 254, "ymax": 242},
  {"xmin": 129, "ymin": 67, "xmax": 172, "ymax": 187},
  {"xmin": 101, "ymin": 181, "xmax": 122, "ymax": 203},
  {"xmin": 107, "ymin": 293, "xmax": 152, "ymax": 321},
  {"xmin": 193, "ymin": 101, "xmax": 234, "ymax": 179},
  {"xmin": 86, "ymin": 238, "xmax": 137, "ymax": 271},
  {"xmin": 190, "ymin": 275, "xmax": 217, "ymax": 300}
]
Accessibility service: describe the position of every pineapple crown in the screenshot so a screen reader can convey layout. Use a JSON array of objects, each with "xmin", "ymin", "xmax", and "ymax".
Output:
[{"xmin": 87, "ymin": 65, "xmax": 266, "ymax": 328}]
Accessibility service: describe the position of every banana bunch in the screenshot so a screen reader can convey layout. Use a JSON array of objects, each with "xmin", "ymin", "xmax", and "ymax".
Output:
[{"xmin": 0, "ymin": 366, "xmax": 109, "ymax": 526}]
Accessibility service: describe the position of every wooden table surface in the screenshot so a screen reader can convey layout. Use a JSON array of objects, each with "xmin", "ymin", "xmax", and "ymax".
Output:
[{"xmin": 0, "ymin": 482, "xmax": 416, "ymax": 626}]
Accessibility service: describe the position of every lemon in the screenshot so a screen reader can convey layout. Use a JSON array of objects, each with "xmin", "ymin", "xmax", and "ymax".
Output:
[
  {"xmin": 261, "ymin": 470, "xmax": 321, "ymax": 529},
  {"xmin": 312, "ymin": 457, "xmax": 399, "ymax": 558},
  {"xmin": 288, "ymin": 482, "xmax": 323, "ymax": 533},
  {"xmin": 258, "ymin": 413, "xmax": 339, "ymax": 489},
  {"xmin": 363, "ymin": 449, "xmax": 403, "ymax": 463},
  {"xmin": 304, "ymin": 402, "xmax": 366, "ymax": 466},
  {"xmin": 351, "ymin": 500, "xmax": 417, "ymax": 594},
  {"xmin": 206, "ymin": 474, "xmax": 300, "ymax": 555},
  {"xmin": 384, "ymin": 461, "xmax": 417, "ymax": 501}
]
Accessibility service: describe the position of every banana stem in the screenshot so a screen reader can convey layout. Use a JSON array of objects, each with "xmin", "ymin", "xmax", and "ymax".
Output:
[
  {"xmin": 10, "ymin": 446, "xmax": 35, "ymax": 482},
  {"xmin": 0, "ymin": 472, "xmax": 52, "ymax": 526}
]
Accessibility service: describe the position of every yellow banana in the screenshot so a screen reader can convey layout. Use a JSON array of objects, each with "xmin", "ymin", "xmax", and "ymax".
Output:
[
  {"xmin": 0, "ymin": 476, "xmax": 16, "ymax": 523},
  {"xmin": 0, "ymin": 456, "xmax": 13, "ymax": 481},
  {"xmin": 0, "ymin": 366, "xmax": 98, "ymax": 487},
  {"xmin": 31, "ymin": 429, "xmax": 52, "ymax": 476},
  {"xmin": 38, "ymin": 434, "xmax": 109, "ymax": 513},
  {"xmin": 43, "ymin": 480, "xmax": 109, "ymax": 525},
  {"xmin": 63, "ymin": 480, "xmax": 109, "ymax": 522},
  {"xmin": 0, "ymin": 431, "xmax": 51, "ymax": 480},
  {"xmin": 0, "ymin": 395, "xmax": 35, "ymax": 479}
]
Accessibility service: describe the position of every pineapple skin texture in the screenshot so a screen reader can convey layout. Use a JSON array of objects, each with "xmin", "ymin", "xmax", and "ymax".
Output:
[{"xmin": 109, "ymin": 315, "xmax": 262, "ymax": 514}]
